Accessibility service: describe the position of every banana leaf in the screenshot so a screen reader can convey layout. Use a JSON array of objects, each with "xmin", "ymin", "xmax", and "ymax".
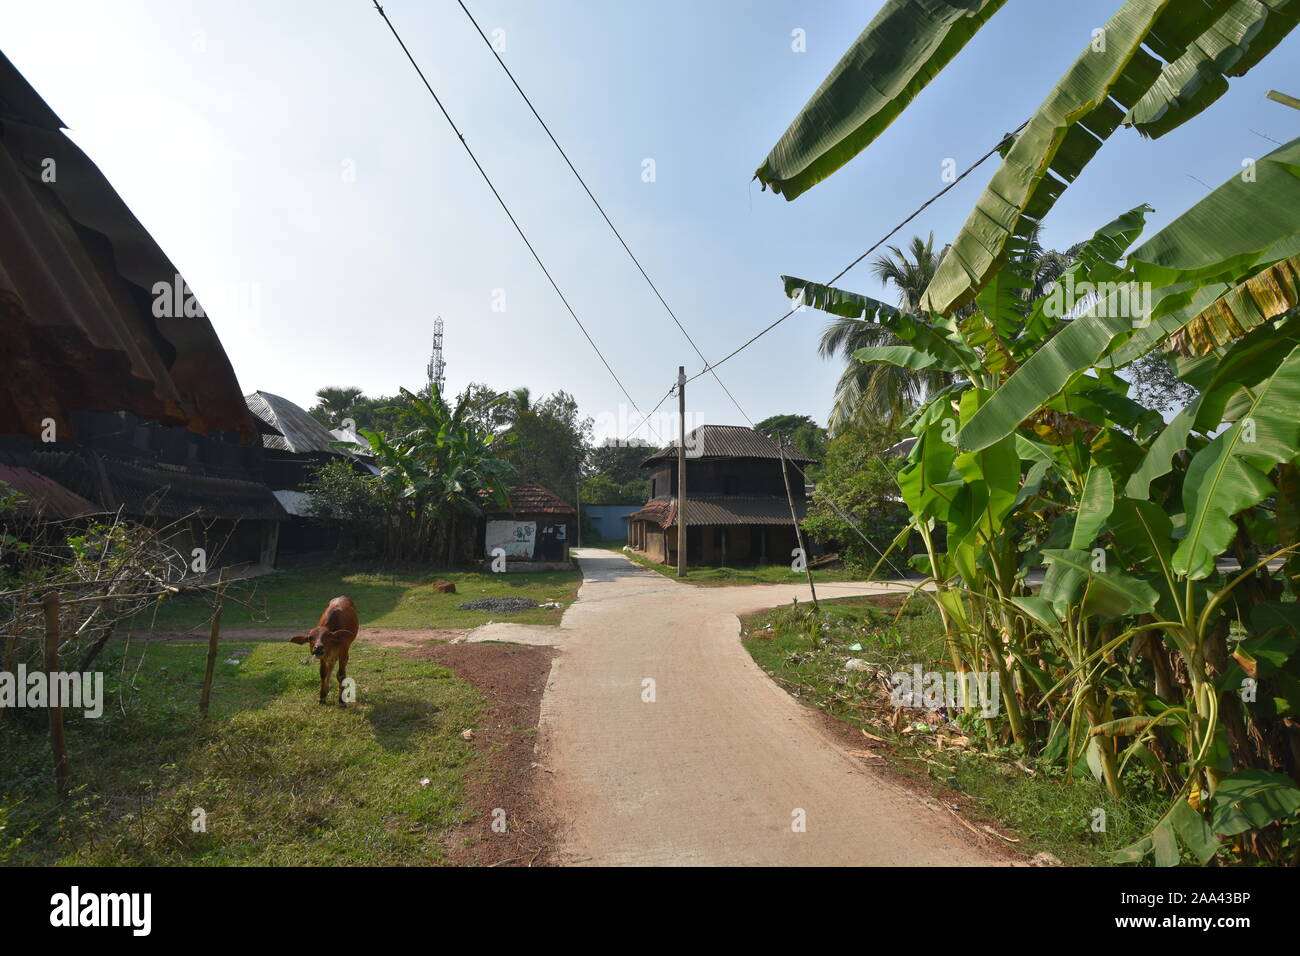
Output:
[
  {"xmin": 754, "ymin": 0, "xmax": 1008, "ymax": 200},
  {"xmin": 1174, "ymin": 343, "xmax": 1300, "ymax": 578},
  {"xmin": 920, "ymin": 0, "xmax": 1251, "ymax": 314},
  {"xmin": 1124, "ymin": 0, "xmax": 1300, "ymax": 138}
]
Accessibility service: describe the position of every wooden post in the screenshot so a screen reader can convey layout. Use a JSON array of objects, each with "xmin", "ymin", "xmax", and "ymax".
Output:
[
  {"xmin": 199, "ymin": 567, "xmax": 229, "ymax": 717},
  {"xmin": 42, "ymin": 592, "xmax": 70, "ymax": 799},
  {"xmin": 778, "ymin": 436, "xmax": 818, "ymax": 610},
  {"xmin": 2, "ymin": 615, "xmax": 17, "ymax": 725},
  {"xmin": 676, "ymin": 366, "xmax": 687, "ymax": 577}
]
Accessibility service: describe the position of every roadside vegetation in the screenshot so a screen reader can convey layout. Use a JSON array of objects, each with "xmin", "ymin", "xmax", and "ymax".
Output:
[
  {"xmin": 756, "ymin": 0, "xmax": 1300, "ymax": 865},
  {"xmin": 740, "ymin": 595, "xmax": 1167, "ymax": 865},
  {"xmin": 1, "ymin": 640, "xmax": 480, "ymax": 865}
]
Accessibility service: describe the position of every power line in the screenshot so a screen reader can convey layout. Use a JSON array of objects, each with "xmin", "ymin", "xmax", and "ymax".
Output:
[
  {"xmin": 454, "ymin": 0, "xmax": 753, "ymax": 426},
  {"xmin": 369, "ymin": 1, "xmax": 664, "ymax": 445},
  {"xmin": 686, "ymin": 119, "xmax": 1030, "ymax": 385}
]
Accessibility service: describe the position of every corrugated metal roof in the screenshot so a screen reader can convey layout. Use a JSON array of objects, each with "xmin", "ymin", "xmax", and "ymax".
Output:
[
  {"xmin": 10, "ymin": 449, "xmax": 285, "ymax": 521},
  {"xmin": 0, "ymin": 52, "xmax": 258, "ymax": 443},
  {"xmin": 272, "ymin": 489, "xmax": 312, "ymax": 517},
  {"xmin": 245, "ymin": 392, "xmax": 346, "ymax": 456},
  {"xmin": 642, "ymin": 425, "xmax": 816, "ymax": 466},
  {"xmin": 0, "ymin": 464, "xmax": 101, "ymax": 518},
  {"xmin": 625, "ymin": 495, "xmax": 804, "ymax": 529}
]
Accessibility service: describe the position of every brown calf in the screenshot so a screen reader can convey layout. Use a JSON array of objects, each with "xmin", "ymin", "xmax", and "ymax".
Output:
[{"xmin": 289, "ymin": 596, "xmax": 359, "ymax": 706}]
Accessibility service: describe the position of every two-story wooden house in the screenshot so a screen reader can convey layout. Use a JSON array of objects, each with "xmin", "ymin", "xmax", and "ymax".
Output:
[{"xmin": 625, "ymin": 424, "xmax": 815, "ymax": 566}]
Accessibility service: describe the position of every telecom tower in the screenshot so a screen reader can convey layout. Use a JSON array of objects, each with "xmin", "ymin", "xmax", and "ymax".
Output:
[{"xmin": 427, "ymin": 316, "xmax": 446, "ymax": 394}]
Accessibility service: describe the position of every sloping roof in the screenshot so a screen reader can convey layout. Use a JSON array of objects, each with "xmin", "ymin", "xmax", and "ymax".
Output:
[
  {"xmin": 9, "ymin": 449, "xmax": 285, "ymax": 521},
  {"xmin": 625, "ymin": 495, "xmax": 804, "ymax": 529},
  {"xmin": 486, "ymin": 481, "xmax": 576, "ymax": 517},
  {"xmin": 245, "ymin": 391, "xmax": 344, "ymax": 455},
  {"xmin": 272, "ymin": 489, "xmax": 313, "ymax": 517},
  {"xmin": 0, "ymin": 464, "xmax": 101, "ymax": 518},
  {"xmin": 0, "ymin": 51, "xmax": 257, "ymax": 443},
  {"xmin": 642, "ymin": 425, "xmax": 816, "ymax": 466}
]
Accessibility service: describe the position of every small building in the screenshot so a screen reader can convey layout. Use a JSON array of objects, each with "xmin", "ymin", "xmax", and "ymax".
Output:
[
  {"xmin": 483, "ymin": 481, "xmax": 576, "ymax": 566},
  {"xmin": 244, "ymin": 391, "xmax": 378, "ymax": 556},
  {"xmin": 584, "ymin": 503, "xmax": 639, "ymax": 541},
  {"xmin": 625, "ymin": 424, "xmax": 815, "ymax": 566}
]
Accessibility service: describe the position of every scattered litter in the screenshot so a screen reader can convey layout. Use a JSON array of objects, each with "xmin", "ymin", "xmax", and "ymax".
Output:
[
  {"xmin": 981, "ymin": 825, "xmax": 1021, "ymax": 844},
  {"xmin": 847, "ymin": 642, "xmax": 862, "ymax": 652},
  {"xmin": 419, "ymin": 778, "xmax": 430, "ymax": 787},
  {"xmin": 224, "ymin": 659, "xmax": 241, "ymax": 666},
  {"xmin": 843, "ymin": 658, "xmax": 871, "ymax": 672},
  {"xmin": 461, "ymin": 729, "xmax": 475, "ymax": 740},
  {"xmin": 539, "ymin": 601, "xmax": 562, "ymax": 609},
  {"xmin": 846, "ymin": 749, "xmax": 883, "ymax": 760},
  {"xmin": 457, "ymin": 597, "xmax": 538, "ymax": 613},
  {"xmin": 1031, "ymin": 851, "xmax": 1063, "ymax": 867}
]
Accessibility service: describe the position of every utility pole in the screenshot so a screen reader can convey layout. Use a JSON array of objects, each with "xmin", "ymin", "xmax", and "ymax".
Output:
[
  {"xmin": 779, "ymin": 433, "xmax": 817, "ymax": 609},
  {"xmin": 677, "ymin": 366, "xmax": 687, "ymax": 577},
  {"xmin": 575, "ymin": 475, "xmax": 582, "ymax": 548}
]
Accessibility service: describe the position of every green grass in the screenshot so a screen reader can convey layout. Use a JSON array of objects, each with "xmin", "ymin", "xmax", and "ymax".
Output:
[
  {"xmin": 0, "ymin": 639, "xmax": 482, "ymax": 865},
  {"xmin": 139, "ymin": 561, "xmax": 582, "ymax": 632},
  {"xmin": 740, "ymin": 595, "xmax": 1166, "ymax": 866},
  {"xmin": 617, "ymin": 546, "xmax": 865, "ymax": 586}
]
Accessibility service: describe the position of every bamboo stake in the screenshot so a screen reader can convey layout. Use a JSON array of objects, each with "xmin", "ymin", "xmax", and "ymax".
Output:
[
  {"xmin": 778, "ymin": 435, "xmax": 818, "ymax": 610},
  {"xmin": 42, "ymin": 592, "xmax": 70, "ymax": 799},
  {"xmin": 199, "ymin": 567, "xmax": 229, "ymax": 717}
]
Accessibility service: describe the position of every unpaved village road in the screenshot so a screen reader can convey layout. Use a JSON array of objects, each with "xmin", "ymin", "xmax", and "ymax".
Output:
[{"xmin": 468, "ymin": 549, "xmax": 1009, "ymax": 866}]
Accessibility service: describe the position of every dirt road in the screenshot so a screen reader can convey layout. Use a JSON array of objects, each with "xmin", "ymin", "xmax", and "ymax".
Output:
[{"xmin": 471, "ymin": 548, "xmax": 1010, "ymax": 866}]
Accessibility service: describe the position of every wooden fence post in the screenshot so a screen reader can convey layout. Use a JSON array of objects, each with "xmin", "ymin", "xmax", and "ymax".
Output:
[
  {"xmin": 2, "ymin": 617, "xmax": 17, "ymax": 725},
  {"xmin": 42, "ymin": 592, "xmax": 70, "ymax": 799},
  {"xmin": 199, "ymin": 567, "xmax": 229, "ymax": 717}
]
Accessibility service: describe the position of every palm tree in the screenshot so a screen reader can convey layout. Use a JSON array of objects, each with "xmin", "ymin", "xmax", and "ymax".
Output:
[{"xmin": 820, "ymin": 233, "xmax": 952, "ymax": 431}]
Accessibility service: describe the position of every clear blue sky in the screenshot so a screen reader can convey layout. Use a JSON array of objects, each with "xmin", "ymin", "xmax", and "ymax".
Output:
[{"xmin": 3, "ymin": 1, "xmax": 1296, "ymax": 443}]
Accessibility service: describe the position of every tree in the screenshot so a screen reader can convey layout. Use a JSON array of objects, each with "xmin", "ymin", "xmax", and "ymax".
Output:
[
  {"xmin": 357, "ymin": 385, "xmax": 516, "ymax": 563},
  {"xmin": 588, "ymin": 437, "xmax": 654, "ymax": 486},
  {"xmin": 1128, "ymin": 351, "xmax": 1199, "ymax": 415},
  {"xmin": 799, "ymin": 422, "xmax": 911, "ymax": 575},
  {"xmin": 309, "ymin": 386, "xmax": 364, "ymax": 427},
  {"xmin": 819, "ymin": 234, "xmax": 953, "ymax": 430},
  {"xmin": 501, "ymin": 390, "xmax": 593, "ymax": 504},
  {"xmin": 753, "ymin": 414, "xmax": 828, "ymax": 472}
]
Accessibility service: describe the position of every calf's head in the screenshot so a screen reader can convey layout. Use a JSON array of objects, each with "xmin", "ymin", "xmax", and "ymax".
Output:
[{"xmin": 289, "ymin": 627, "xmax": 350, "ymax": 660}]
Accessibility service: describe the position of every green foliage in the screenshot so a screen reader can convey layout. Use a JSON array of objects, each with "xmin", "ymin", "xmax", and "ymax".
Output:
[
  {"xmin": 800, "ymin": 423, "xmax": 913, "ymax": 575},
  {"xmin": 499, "ymin": 390, "xmax": 591, "ymax": 505},
  {"xmin": 302, "ymin": 458, "xmax": 384, "ymax": 551},
  {"xmin": 754, "ymin": 414, "xmax": 828, "ymax": 469},
  {"xmin": 356, "ymin": 385, "xmax": 516, "ymax": 563}
]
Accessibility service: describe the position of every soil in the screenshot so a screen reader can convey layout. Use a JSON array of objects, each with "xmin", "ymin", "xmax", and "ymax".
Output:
[{"xmin": 407, "ymin": 640, "xmax": 558, "ymax": 866}]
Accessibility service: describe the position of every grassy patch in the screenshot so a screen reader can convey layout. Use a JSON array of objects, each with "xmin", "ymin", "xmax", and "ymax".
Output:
[
  {"xmin": 139, "ymin": 561, "xmax": 582, "ymax": 633},
  {"xmin": 0, "ymin": 639, "xmax": 483, "ymax": 865},
  {"xmin": 740, "ymin": 595, "xmax": 1166, "ymax": 866},
  {"xmin": 618, "ymin": 547, "xmax": 864, "ymax": 586}
]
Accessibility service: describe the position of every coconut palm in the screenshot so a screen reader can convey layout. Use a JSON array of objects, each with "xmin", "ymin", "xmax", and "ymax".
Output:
[{"xmin": 820, "ymin": 233, "xmax": 952, "ymax": 431}]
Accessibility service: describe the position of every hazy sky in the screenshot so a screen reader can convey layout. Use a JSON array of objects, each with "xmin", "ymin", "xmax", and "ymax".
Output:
[{"xmin": 4, "ymin": 1, "xmax": 1297, "ymax": 444}]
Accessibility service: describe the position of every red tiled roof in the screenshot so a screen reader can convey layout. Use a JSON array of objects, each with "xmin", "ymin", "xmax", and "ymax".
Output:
[
  {"xmin": 0, "ymin": 464, "xmax": 101, "ymax": 518},
  {"xmin": 488, "ymin": 481, "xmax": 576, "ymax": 517}
]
